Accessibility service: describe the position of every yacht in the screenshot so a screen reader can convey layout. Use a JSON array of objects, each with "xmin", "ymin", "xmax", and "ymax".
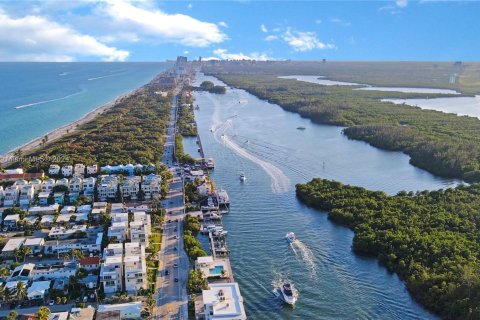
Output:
[
  {"xmin": 206, "ymin": 158, "xmax": 215, "ymax": 169},
  {"xmin": 280, "ymin": 283, "xmax": 297, "ymax": 305},
  {"xmin": 216, "ymin": 189, "xmax": 230, "ymax": 208},
  {"xmin": 239, "ymin": 172, "xmax": 247, "ymax": 182},
  {"xmin": 286, "ymin": 232, "xmax": 296, "ymax": 243}
]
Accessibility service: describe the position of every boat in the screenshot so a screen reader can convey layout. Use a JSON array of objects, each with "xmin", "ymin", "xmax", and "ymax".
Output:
[
  {"xmin": 210, "ymin": 127, "xmax": 214, "ymax": 132},
  {"xmin": 297, "ymin": 126, "xmax": 306, "ymax": 130},
  {"xmin": 216, "ymin": 189, "xmax": 230, "ymax": 208},
  {"xmin": 280, "ymin": 282, "xmax": 297, "ymax": 305},
  {"xmin": 286, "ymin": 232, "xmax": 296, "ymax": 243},
  {"xmin": 239, "ymin": 172, "xmax": 246, "ymax": 182},
  {"xmin": 206, "ymin": 158, "xmax": 215, "ymax": 169}
]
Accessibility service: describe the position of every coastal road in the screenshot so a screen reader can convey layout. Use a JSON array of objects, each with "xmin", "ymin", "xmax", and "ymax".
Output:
[{"xmin": 156, "ymin": 84, "xmax": 189, "ymax": 320}]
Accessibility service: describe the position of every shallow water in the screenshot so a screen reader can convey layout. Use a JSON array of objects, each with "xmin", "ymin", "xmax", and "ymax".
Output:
[{"xmin": 190, "ymin": 73, "xmax": 459, "ymax": 319}]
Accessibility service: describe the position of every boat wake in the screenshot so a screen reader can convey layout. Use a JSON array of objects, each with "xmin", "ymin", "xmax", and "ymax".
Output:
[
  {"xmin": 15, "ymin": 90, "xmax": 84, "ymax": 109},
  {"xmin": 88, "ymin": 73, "xmax": 121, "ymax": 81},
  {"xmin": 221, "ymin": 134, "xmax": 290, "ymax": 194},
  {"xmin": 291, "ymin": 240, "xmax": 318, "ymax": 279}
]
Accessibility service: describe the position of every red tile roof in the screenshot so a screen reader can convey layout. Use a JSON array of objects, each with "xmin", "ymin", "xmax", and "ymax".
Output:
[
  {"xmin": 80, "ymin": 256, "xmax": 100, "ymax": 266},
  {"xmin": 0, "ymin": 172, "xmax": 44, "ymax": 181}
]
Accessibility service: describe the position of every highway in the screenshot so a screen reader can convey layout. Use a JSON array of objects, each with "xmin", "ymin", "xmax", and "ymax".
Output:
[{"xmin": 156, "ymin": 85, "xmax": 189, "ymax": 320}]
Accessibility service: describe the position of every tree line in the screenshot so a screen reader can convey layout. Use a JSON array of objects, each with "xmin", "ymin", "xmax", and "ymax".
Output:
[{"xmin": 296, "ymin": 178, "xmax": 480, "ymax": 320}]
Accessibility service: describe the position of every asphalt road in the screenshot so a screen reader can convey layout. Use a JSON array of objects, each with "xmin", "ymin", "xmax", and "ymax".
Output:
[{"xmin": 156, "ymin": 86, "xmax": 189, "ymax": 320}]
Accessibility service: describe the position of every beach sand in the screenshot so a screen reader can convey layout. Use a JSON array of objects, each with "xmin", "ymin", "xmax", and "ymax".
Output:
[{"xmin": 0, "ymin": 88, "xmax": 141, "ymax": 165}]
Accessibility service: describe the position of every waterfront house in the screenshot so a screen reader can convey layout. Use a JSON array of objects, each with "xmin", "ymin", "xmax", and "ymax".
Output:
[
  {"xmin": 74, "ymin": 163, "xmax": 86, "ymax": 176},
  {"xmin": 49, "ymin": 164, "xmax": 60, "ymax": 175},
  {"xmin": 3, "ymin": 214, "xmax": 21, "ymax": 230},
  {"xmin": 97, "ymin": 302, "xmax": 142, "ymax": 319},
  {"xmin": 24, "ymin": 238, "xmax": 45, "ymax": 254},
  {"xmin": 202, "ymin": 282, "xmax": 246, "ymax": 320},
  {"xmin": 27, "ymin": 280, "xmax": 51, "ymax": 300},
  {"xmin": 197, "ymin": 182, "xmax": 212, "ymax": 196},
  {"xmin": 61, "ymin": 165, "xmax": 73, "ymax": 177},
  {"xmin": 3, "ymin": 186, "xmax": 19, "ymax": 207},
  {"xmin": 86, "ymin": 164, "xmax": 98, "ymax": 175},
  {"xmin": 41, "ymin": 178, "xmax": 56, "ymax": 192},
  {"xmin": 2, "ymin": 237, "xmax": 25, "ymax": 257},
  {"xmin": 195, "ymin": 256, "xmax": 229, "ymax": 279},
  {"xmin": 38, "ymin": 191, "xmax": 50, "ymax": 205},
  {"xmin": 70, "ymin": 176, "xmax": 83, "ymax": 192}
]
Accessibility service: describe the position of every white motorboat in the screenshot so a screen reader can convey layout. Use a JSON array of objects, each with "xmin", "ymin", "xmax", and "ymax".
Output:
[
  {"xmin": 280, "ymin": 282, "xmax": 297, "ymax": 305},
  {"xmin": 239, "ymin": 172, "xmax": 246, "ymax": 182},
  {"xmin": 286, "ymin": 232, "xmax": 296, "ymax": 243}
]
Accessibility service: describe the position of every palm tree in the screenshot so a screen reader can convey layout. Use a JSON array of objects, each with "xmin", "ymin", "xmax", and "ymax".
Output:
[
  {"xmin": 15, "ymin": 281, "xmax": 27, "ymax": 301},
  {"xmin": 0, "ymin": 285, "xmax": 5, "ymax": 303},
  {"xmin": 62, "ymin": 252, "xmax": 70, "ymax": 261},
  {"xmin": 6, "ymin": 311, "xmax": 17, "ymax": 320},
  {"xmin": 0, "ymin": 267, "xmax": 11, "ymax": 279},
  {"xmin": 36, "ymin": 306, "xmax": 50, "ymax": 320},
  {"xmin": 69, "ymin": 249, "xmax": 84, "ymax": 262},
  {"xmin": 4, "ymin": 287, "xmax": 13, "ymax": 303}
]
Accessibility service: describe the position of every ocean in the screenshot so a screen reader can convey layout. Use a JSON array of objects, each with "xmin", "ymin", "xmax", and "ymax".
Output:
[{"xmin": 0, "ymin": 62, "xmax": 170, "ymax": 155}]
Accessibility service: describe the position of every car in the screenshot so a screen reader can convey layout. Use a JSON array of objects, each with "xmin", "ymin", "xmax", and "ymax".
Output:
[
  {"xmin": 165, "ymin": 270, "xmax": 169, "ymax": 275},
  {"xmin": 173, "ymin": 263, "xmax": 178, "ymax": 268},
  {"xmin": 48, "ymin": 300, "xmax": 55, "ymax": 306},
  {"xmin": 174, "ymin": 278, "xmax": 179, "ymax": 282}
]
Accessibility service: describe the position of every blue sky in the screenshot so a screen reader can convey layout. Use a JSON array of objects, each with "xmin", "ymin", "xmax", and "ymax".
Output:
[{"xmin": 0, "ymin": 0, "xmax": 478, "ymax": 62}]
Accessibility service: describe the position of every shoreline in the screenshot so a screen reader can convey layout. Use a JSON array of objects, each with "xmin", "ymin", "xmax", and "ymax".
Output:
[{"xmin": 0, "ymin": 87, "xmax": 141, "ymax": 165}]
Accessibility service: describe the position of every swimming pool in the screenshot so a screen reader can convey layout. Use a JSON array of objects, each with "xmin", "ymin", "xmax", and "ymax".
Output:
[{"xmin": 209, "ymin": 265, "xmax": 224, "ymax": 275}]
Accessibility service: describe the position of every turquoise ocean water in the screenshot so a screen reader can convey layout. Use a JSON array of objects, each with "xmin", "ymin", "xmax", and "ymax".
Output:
[{"xmin": 0, "ymin": 62, "xmax": 170, "ymax": 155}]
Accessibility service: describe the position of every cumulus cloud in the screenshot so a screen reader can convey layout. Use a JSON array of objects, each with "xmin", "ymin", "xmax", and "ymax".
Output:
[
  {"xmin": 265, "ymin": 35, "xmax": 278, "ymax": 41},
  {"xmin": 100, "ymin": 0, "xmax": 226, "ymax": 47},
  {"xmin": 211, "ymin": 48, "xmax": 272, "ymax": 61},
  {"xmin": 0, "ymin": 9, "xmax": 128, "ymax": 61},
  {"xmin": 218, "ymin": 21, "xmax": 228, "ymax": 28},
  {"xmin": 282, "ymin": 28, "xmax": 335, "ymax": 52},
  {"xmin": 260, "ymin": 24, "xmax": 268, "ymax": 32}
]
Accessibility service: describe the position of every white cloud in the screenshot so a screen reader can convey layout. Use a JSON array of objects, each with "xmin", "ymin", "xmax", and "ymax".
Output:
[
  {"xmin": 282, "ymin": 28, "xmax": 335, "ymax": 52},
  {"xmin": 187, "ymin": 3, "xmax": 193, "ymax": 9},
  {"xmin": 315, "ymin": 19, "xmax": 322, "ymax": 24},
  {"xmin": 218, "ymin": 21, "xmax": 228, "ymax": 28},
  {"xmin": 260, "ymin": 24, "xmax": 268, "ymax": 33},
  {"xmin": 100, "ymin": 0, "xmax": 226, "ymax": 47},
  {"xmin": 396, "ymin": 0, "xmax": 408, "ymax": 8},
  {"xmin": 212, "ymin": 48, "xmax": 272, "ymax": 61},
  {"xmin": 265, "ymin": 35, "xmax": 278, "ymax": 41},
  {"xmin": 330, "ymin": 18, "xmax": 351, "ymax": 27},
  {"xmin": 0, "ymin": 9, "xmax": 128, "ymax": 61},
  {"xmin": 183, "ymin": 50, "xmax": 189, "ymax": 54}
]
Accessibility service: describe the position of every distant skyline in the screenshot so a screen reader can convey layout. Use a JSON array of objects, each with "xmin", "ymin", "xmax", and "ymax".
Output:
[{"xmin": 0, "ymin": 0, "xmax": 478, "ymax": 62}]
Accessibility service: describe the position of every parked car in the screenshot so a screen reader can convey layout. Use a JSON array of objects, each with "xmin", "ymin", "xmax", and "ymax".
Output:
[{"xmin": 174, "ymin": 278, "xmax": 179, "ymax": 282}]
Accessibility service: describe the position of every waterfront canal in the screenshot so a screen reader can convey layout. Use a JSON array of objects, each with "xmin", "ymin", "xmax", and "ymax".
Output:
[{"xmin": 190, "ymin": 73, "xmax": 459, "ymax": 320}]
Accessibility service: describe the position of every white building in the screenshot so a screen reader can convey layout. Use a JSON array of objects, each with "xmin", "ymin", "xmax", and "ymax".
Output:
[
  {"xmin": 57, "ymin": 178, "xmax": 70, "ymax": 188},
  {"xmin": 133, "ymin": 211, "xmax": 151, "ymax": 233},
  {"xmin": 61, "ymin": 165, "xmax": 73, "ymax": 177},
  {"xmin": 74, "ymin": 163, "xmax": 86, "ymax": 176},
  {"xmin": 3, "ymin": 186, "xmax": 19, "ymax": 207},
  {"xmin": 111, "ymin": 212, "xmax": 128, "ymax": 223},
  {"xmin": 195, "ymin": 256, "xmax": 229, "ymax": 279},
  {"xmin": 49, "ymin": 164, "xmax": 61, "ymax": 175},
  {"xmin": 19, "ymin": 184, "xmax": 35, "ymax": 207},
  {"xmin": 2, "ymin": 237, "xmax": 25, "ymax": 257},
  {"xmin": 202, "ymin": 283, "xmax": 246, "ymax": 320},
  {"xmin": 124, "ymin": 252, "xmax": 147, "ymax": 293},
  {"xmin": 103, "ymin": 243, "xmax": 123, "ymax": 258},
  {"xmin": 38, "ymin": 191, "xmax": 50, "ymax": 206},
  {"xmin": 86, "ymin": 164, "xmax": 98, "ymax": 175},
  {"xmin": 30, "ymin": 178, "xmax": 43, "ymax": 193},
  {"xmin": 98, "ymin": 175, "xmax": 120, "ymax": 201},
  {"xmin": 141, "ymin": 174, "xmax": 162, "ymax": 199},
  {"xmin": 3, "ymin": 214, "xmax": 20, "ymax": 229},
  {"xmin": 44, "ymin": 232, "xmax": 102, "ymax": 255},
  {"xmin": 121, "ymin": 176, "xmax": 141, "ymax": 200},
  {"xmin": 129, "ymin": 221, "xmax": 149, "ymax": 245},
  {"xmin": 27, "ymin": 280, "xmax": 51, "ymax": 300},
  {"xmin": 100, "ymin": 256, "xmax": 123, "ymax": 294},
  {"xmin": 41, "ymin": 178, "xmax": 56, "ymax": 192},
  {"xmin": 108, "ymin": 221, "xmax": 128, "ymax": 243},
  {"xmin": 24, "ymin": 238, "xmax": 45, "ymax": 254},
  {"xmin": 70, "ymin": 176, "xmax": 83, "ymax": 193},
  {"xmin": 32, "ymin": 262, "xmax": 77, "ymax": 281},
  {"xmin": 97, "ymin": 302, "xmax": 142, "ymax": 319}
]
